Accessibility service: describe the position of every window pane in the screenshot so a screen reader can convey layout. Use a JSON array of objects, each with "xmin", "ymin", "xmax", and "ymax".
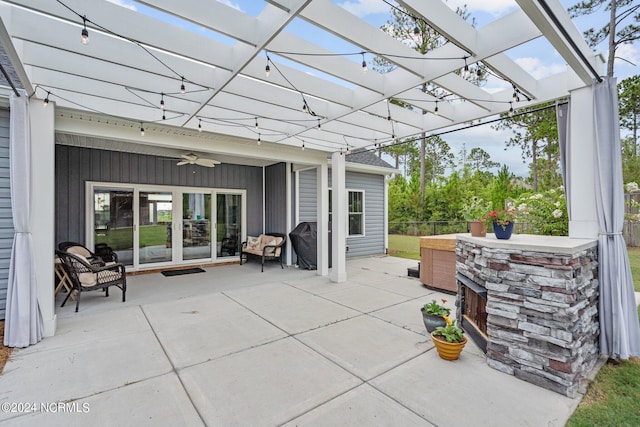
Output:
[{"xmin": 349, "ymin": 213, "xmax": 363, "ymax": 235}]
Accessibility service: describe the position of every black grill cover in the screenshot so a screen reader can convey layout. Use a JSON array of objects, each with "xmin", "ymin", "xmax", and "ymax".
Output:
[{"xmin": 289, "ymin": 222, "xmax": 317, "ymax": 270}]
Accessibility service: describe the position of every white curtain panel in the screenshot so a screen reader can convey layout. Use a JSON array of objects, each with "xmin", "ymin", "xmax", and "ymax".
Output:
[
  {"xmin": 4, "ymin": 90, "xmax": 43, "ymax": 347},
  {"xmin": 593, "ymin": 77, "xmax": 640, "ymax": 359},
  {"xmin": 556, "ymin": 102, "xmax": 571, "ymax": 217}
]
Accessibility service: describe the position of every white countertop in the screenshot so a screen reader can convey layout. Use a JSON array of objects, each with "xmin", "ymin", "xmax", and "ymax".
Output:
[{"xmin": 456, "ymin": 233, "xmax": 597, "ymax": 255}]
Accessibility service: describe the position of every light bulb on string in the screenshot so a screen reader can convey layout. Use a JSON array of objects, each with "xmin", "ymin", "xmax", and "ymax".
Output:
[
  {"xmin": 476, "ymin": 64, "xmax": 482, "ymax": 78},
  {"xmin": 198, "ymin": 118, "xmax": 202, "ymax": 132},
  {"xmin": 255, "ymin": 117, "xmax": 259, "ymax": 130},
  {"xmin": 160, "ymin": 93, "xmax": 165, "ymax": 110},
  {"xmin": 140, "ymin": 122, "xmax": 145, "ymax": 136},
  {"xmin": 301, "ymin": 141, "xmax": 305, "ymax": 151},
  {"xmin": 180, "ymin": 77, "xmax": 186, "ymax": 95},
  {"xmin": 162, "ymin": 112, "xmax": 166, "ymax": 120},
  {"xmin": 81, "ymin": 16, "xmax": 89, "ymax": 45},
  {"xmin": 257, "ymin": 134, "xmax": 261, "ymax": 145},
  {"xmin": 265, "ymin": 55, "xmax": 271, "ymax": 77},
  {"xmin": 434, "ymin": 101, "xmax": 439, "ymax": 115},
  {"xmin": 463, "ymin": 58, "xmax": 470, "ymax": 79},
  {"xmin": 43, "ymin": 92, "xmax": 50, "ymax": 107},
  {"xmin": 361, "ymin": 52, "xmax": 367, "ymax": 72},
  {"xmin": 509, "ymin": 102, "xmax": 514, "ymax": 117},
  {"xmin": 317, "ymin": 119, "xmax": 321, "ymax": 129}
]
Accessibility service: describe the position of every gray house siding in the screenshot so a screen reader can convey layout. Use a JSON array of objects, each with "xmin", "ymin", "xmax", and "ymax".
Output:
[
  {"xmin": 55, "ymin": 144, "xmax": 264, "ymax": 244},
  {"xmin": 265, "ymin": 162, "xmax": 287, "ymax": 259},
  {"xmin": 297, "ymin": 168, "xmax": 386, "ymax": 258},
  {"xmin": 0, "ymin": 109, "xmax": 11, "ymax": 320}
]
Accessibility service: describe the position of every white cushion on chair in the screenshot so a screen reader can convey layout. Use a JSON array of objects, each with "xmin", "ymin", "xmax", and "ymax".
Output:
[{"xmin": 67, "ymin": 246, "xmax": 91, "ymax": 258}]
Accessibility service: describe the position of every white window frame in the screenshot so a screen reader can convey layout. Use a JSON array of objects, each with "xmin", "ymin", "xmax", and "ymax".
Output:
[{"xmin": 347, "ymin": 189, "xmax": 365, "ymax": 237}]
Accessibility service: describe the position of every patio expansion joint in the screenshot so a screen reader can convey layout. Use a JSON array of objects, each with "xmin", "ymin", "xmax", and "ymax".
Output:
[{"xmin": 138, "ymin": 305, "xmax": 208, "ymax": 427}]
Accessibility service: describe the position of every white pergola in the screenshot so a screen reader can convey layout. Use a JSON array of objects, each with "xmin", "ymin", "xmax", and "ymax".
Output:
[
  {"xmin": 0, "ymin": 0, "xmax": 600, "ymax": 151},
  {"xmin": 0, "ymin": 0, "xmax": 612, "ymax": 341}
]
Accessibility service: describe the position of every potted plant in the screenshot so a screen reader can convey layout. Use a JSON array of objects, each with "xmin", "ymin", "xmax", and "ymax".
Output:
[
  {"xmin": 420, "ymin": 299, "xmax": 451, "ymax": 333},
  {"xmin": 461, "ymin": 197, "xmax": 491, "ymax": 237},
  {"xmin": 431, "ymin": 320, "xmax": 467, "ymax": 360},
  {"xmin": 484, "ymin": 208, "xmax": 516, "ymax": 239}
]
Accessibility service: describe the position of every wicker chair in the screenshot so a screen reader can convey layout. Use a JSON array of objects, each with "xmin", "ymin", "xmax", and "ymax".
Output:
[
  {"xmin": 55, "ymin": 250, "xmax": 127, "ymax": 312},
  {"xmin": 57, "ymin": 241, "xmax": 119, "ymax": 265}
]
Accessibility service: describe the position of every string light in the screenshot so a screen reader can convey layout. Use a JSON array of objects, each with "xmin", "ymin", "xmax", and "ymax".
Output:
[
  {"xmin": 257, "ymin": 133, "xmax": 261, "ymax": 145},
  {"xmin": 434, "ymin": 100, "xmax": 439, "ymax": 115},
  {"xmin": 361, "ymin": 52, "xmax": 367, "ymax": 72},
  {"xmin": 43, "ymin": 91, "xmax": 50, "ymax": 107},
  {"xmin": 302, "ymin": 141, "xmax": 305, "ymax": 150},
  {"xmin": 476, "ymin": 64, "xmax": 482, "ymax": 78},
  {"xmin": 387, "ymin": 99, "xmax": 392, "ymax": 121},
  {"xmin": 81, "ymin": 16, "xmax": 89, "ymax": 45},
  {"xmin": 180, "ymin": 77, "xmax": 186, "ymax": 95},
  {"xmin": 317, "ymin": 119, "xmax": 321, "ymax": 129},
  {"xmin": 463, "ymin": 58, "xmax": 470, "ymax": 79},
  {"xmin": 509, "ymin": 102, "xmax": 514, "ymax": 117},
  {"xmin": 265, "ymin": 55, "xmax": 271, "ymax": 77},
  {"xmin": 198, "ymin": 118, "xmax": 202, "ymax": 132},
  {"xmin": 162, "ymin": 112, "xmax": 166, "ymax": 120},
  {"xmin": 140, "ymin": 122, "xmax": 144, "ymax": 136},
  {"xmin": 255, "ymin": 117, "xmax": 259, "ymax": 130},
  {"xmin": 160, "ymin": 93, "xmax": 165, "ymax": 110}
]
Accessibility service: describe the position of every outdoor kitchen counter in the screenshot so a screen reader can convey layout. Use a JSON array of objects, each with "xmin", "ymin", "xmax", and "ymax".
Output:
[
  {"xmin": 456, "ymin": 233, "xmax": 597, "ymax": 254},
  {"xmin": 455, "ymin": 233, "xmax": 600, "ymax": 398}
]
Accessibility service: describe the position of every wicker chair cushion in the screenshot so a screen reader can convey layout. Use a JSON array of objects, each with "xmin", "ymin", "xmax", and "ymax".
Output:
[{"xmin": 67, "ymin": 245, "xmax": 92, "ymax": 258}]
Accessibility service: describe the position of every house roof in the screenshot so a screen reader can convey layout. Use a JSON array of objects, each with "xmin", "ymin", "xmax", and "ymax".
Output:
[
  {"xmin": 346, "ymin": 149, "xmax": 394, "ymax": 170},
  {"xmin": 0, "ymin": 0, "xmax": 603, "ymax": 158}
]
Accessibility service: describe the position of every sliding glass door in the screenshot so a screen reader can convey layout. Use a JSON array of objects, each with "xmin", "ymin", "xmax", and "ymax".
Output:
[
  {"xmin": 138, "ymin": 191, "xmax": 173, "ymax": 265},
  {"xmin": 216, "ymin": 193, "xmax": 242, "ymax": 258},
  {"xmin": 89, "ymin": 183, "xmax": 245, "ymax": 270},
  {"xmin": 183, "ymin": 192, "xmax": 212, "ymax": 260},
  {"xmin": 93, "ymin": 187, "xmax": 134, "ymax": 265}
]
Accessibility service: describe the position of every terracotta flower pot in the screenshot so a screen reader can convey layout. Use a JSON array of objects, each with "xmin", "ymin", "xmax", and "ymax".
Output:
[
  {"xmin": 431, "ymin": 334, "xmax": 468, "ymax": 361},
  {"xmin": 469, "ymin": 221, "xmax": 486, "ymax": 237}
]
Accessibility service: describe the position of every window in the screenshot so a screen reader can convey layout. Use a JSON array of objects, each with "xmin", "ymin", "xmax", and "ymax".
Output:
[
  {"xmin": 348, "ymin": 190, "xmax": 364, "ymax": 236},
  {"xmin": 327, "ymin": 189, "xmax": 365, "ymax": 236}
]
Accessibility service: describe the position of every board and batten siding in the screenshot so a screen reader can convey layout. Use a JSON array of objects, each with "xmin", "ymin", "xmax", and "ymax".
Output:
[
  {"xmin": 297, "ymin": 168, "xmax": 386, "ymax": 258},
  {"xmin": 0, "ymin": 109, "xmax": 11, "ymax": 320},
  {"xmin": 55, "ymin": 144, "xmax": 264, "ymax": 244}
]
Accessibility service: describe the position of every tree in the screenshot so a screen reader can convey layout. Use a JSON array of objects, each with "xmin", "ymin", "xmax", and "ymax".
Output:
[
  {"xmin": 619, "ymin": 75, "xmax": 640, "ymax": 156},
  {"xmin": 469, "ymin": 147, "xmax": 500, "ymax": 172},
  {"xmin": 492, "ymin": 103, "xmax": 559, "ymax": 191},
  {"xmin": 568, "ymin": 0, "xmax": 640, "ymax": 77},
  {"xmin": 377, "ymin": 4, "xmax": 484, "ymax": 203}
]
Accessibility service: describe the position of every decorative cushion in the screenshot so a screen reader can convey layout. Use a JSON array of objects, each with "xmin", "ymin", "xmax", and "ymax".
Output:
[
  {"xmin": 246, "ymin": 235, "xmax": 261, "ymax": 251},
  {"xmin": 263, "ymin": 237, "xmax": 283, "ymax": 256},
  {"xmin": 72, "ymin": 253, "xmax": 98, "ymax": 286},
  {"xmin": 67, "ymin": 245, "xmax": 91, "ymax": 258}
]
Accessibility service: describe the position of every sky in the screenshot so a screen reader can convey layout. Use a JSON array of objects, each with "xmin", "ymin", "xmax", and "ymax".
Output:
[{"xmin": 108, "ymin": 0, "xmax": 639, "ymax": 177}]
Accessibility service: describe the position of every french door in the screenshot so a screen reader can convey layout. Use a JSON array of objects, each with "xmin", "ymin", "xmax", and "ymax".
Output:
[{"xmin": 88, "ymin": 183, "xmax": 245, "ymax": 270}]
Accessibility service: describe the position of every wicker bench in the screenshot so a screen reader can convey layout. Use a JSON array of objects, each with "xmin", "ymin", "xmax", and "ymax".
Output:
[{"xmin": 240, "ymin": 233, "xmax": 286, "ymax": 272}]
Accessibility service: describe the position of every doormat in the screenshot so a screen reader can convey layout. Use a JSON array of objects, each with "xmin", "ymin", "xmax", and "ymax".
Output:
[{"xmin": 161, "ymin": 268, "xmax": 205, "ymax": 277}]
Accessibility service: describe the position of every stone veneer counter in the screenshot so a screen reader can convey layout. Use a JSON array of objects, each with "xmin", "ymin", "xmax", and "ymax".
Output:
[{"xmin": 456, "ymin": 233, "xmax": 599, "ymax": 397}]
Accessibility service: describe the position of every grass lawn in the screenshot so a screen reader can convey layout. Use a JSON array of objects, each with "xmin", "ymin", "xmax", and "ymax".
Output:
[
  {"xmin": 388, "ymin": 234, "xmax": 421, "ymax": 260},
  {"xmin": 388, "ymin": 235, "xmax": 640, "ymax": 426}
]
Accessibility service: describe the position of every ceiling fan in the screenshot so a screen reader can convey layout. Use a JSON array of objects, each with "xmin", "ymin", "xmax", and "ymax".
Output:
[{"xmin": 176, "ymin": 153, "xmax": 220, "ymax": 168}]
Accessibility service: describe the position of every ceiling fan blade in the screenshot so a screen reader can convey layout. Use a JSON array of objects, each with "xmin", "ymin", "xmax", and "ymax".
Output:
[
  {"xmin": 181, "ymin": 153, "xmax": 197, "ymax": 161},
  {"xmin": 176, "ymin": 160, "xmax": 190, "ymax": 166},
  {"xmin": 195, "ymin": 158, "xmax": 219, "ymax": 167}
]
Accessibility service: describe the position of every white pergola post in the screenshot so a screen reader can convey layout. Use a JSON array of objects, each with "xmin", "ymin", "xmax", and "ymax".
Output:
[
  {"xmin": 30, "ymin": 98, "xmax": 56, "ymax": 337},
  {"xmin": 567, "ymin": 85, "xmax": 599, "ymax": 239},
  {"xmin": 316, "ymin": 162, "xmax": 329, "ymax": 276},
  {"xmin": 285, "ymin": 161, "xmax": 292, "ymax": 266},
  {"xmin": 330, "ymin": 152, "xmax": 346, "ymax": 283}
]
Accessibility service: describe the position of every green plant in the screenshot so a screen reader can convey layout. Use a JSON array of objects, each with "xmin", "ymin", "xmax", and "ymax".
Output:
[
  {"xmin": 422, "ymin": 299, "xmax": 451, "ymax": 317},
  {"xmin": 432, "ymin": 320, "xmax": 465, "ymax": 343},
  {"xmin": 513, "ymin": 186, "xmax": 568, "ymax": 235},
  {"xmin": 484, "ymin": 208, "xmax": 516, "ymax": 230},
  {"xmin": 461, "ymin": 197, "xmax": 492, "ymax": 222}
]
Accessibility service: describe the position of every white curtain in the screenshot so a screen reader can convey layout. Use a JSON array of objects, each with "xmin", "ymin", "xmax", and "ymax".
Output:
[
  {"xmin": 556, "ymin": 102, "xmax": 571, "ymax": 218},
  {"xmin": 4, "ymin": 90, "xmax": 43, "ymax": 347},
  {"xmin": 593, "ymin": 77, "xmax": 640, "ymax": 359}
]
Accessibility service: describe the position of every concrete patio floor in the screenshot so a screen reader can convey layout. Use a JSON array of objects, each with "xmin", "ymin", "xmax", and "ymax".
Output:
[{"xmin": 0, "ymin": 256, "xmax": 581, "ymax": 426}]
